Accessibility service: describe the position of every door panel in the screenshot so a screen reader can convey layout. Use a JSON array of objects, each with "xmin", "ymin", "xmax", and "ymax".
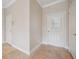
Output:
[{"xmin": 46, "ymin": 12, "xmax": 67, "ymax": 48}]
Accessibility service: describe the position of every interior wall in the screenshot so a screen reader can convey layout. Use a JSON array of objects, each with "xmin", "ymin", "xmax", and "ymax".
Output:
[
  {"xmin": 2, "ymin": 8, "xmax": 6, "ymax": 43},
  {"xmin": 5, "ymin": 0, "xmax": 42, "ymax": 54},
  {"xmin": 6, "ymin": 0, "xmax": 30, "ymax": 54},
  {"xmin": 69, "ymin": 0, "xmax": 76, "ymax": 58},
  {"xmin": 30, "ymin": 0, "xmax": 42, "ymax": 52},
  {"xmin": 42, "ymin": 1, "xmax": 69, "ymax": 48}
]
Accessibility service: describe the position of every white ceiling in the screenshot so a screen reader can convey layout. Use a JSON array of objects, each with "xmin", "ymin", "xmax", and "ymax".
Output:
[
  {"xmin": 2, "ymin": 0, "xmax": 15, "ymax": 8},
  {"xmin": 37, "ymin": 0, "xmax": 65, "ymax": 8}
]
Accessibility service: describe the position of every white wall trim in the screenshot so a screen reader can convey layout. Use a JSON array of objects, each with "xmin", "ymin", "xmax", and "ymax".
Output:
[
  {"xmin": 3, "ymin": 0, "xmax": 16, "ymax": 8},
  {"xmin": 42, "ymin": 41, "xmax": 69, "ymax": 49},
  {"xmin": 42, "ymin": 0, "xmax": 65, "ymax": 8},
  {"xmin": 4, "ymin": 42, "xmax": 30, "ymax": 55},
  {"xmin": 7, "ymin": 42, "xmax": 42, "ymax": 55},
  {"xmin": 42, "ymin": 41, "xmax": 48, "ymax": 45},
  {"xmin": 3, "ymin": 41, "xmax": 69, "ymax": 55},
  {"xmin": 30, "ymin": 43, "xmax": 42, "ymax": 54}
]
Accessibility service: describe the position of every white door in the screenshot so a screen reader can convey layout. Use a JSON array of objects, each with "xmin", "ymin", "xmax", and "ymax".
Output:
[
  {"xmin": 69, "ymin": 0, "xmax": 76, "ymax": 59},
  {"xmin": 6, "ymin": 14, "xmax": 13, "ymax": 44},
  {"xmin": 46, "ymin": 12, "xmax": 67, "ymax": 48}
]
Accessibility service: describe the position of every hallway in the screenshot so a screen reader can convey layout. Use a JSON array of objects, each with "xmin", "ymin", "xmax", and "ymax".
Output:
[{"xmin": 2, "ymin": 0, "xmax": 76, "ymax": 59}]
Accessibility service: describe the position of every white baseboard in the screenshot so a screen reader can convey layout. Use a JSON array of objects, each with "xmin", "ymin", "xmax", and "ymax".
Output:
[
  {"xmin": 3, "ymin": 42, "xmax": 42, "ymax": 55},
  {"xmin": 4, "ymin": 42, "xmax": 30, "ymax": 55},
  {"xmin": 30, "ymin": 43, "xmax": 42, "ymax": 54},
  {"xmin": 42, "ymin": 41, "xmax": 48, "ymax": 45},
  {"xmin": 3, "ymin": 41, "xmax": 69, "ymax": 55},
  {"xmin": 42, "ymin": 41, "xmax": 69, "ymax": 49}
]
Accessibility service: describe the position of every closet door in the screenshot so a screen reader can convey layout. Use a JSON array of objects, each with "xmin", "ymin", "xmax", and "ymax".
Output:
[{"xmin": 46, "ymin": 12, "xmax": 67, "ymax": 48}]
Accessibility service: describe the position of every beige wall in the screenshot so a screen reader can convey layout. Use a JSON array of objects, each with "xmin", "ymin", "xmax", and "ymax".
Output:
[
  {"xmin": 42, "ymin": 1, "xmax": 69, "ymax": 48},
  {"xmin": 30, "ymin": 0, "xmax": 42, "ymax": 52},
  {"xmin": 2, "ymin": 8, "xmax": 6, "ymax": 43},
  {"xmin": 6, "ymin": 0, "xmax": 30, "ymax": 54},
  {"xmin": 69, "ymin": 0, "xmax": 76, "ymax": 59}
]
